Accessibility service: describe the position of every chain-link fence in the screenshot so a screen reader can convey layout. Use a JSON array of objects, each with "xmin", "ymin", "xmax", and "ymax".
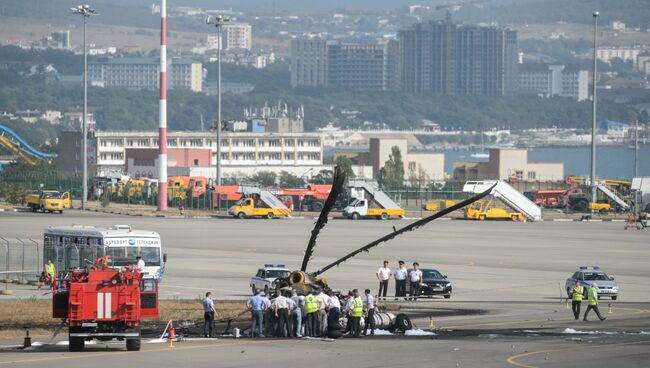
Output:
[
  {"xmin": 0, "ymin": 237, "xmax": 42, "ymax": 287},
  {"xmin": 1, "ymin": 173, "xmax": 574, "ymax": 213}
]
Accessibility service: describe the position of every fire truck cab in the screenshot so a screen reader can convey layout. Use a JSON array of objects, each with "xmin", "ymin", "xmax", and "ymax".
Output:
[{"xmin": 53, "ymin": 258, "xmax": 158, "ymax": 351}]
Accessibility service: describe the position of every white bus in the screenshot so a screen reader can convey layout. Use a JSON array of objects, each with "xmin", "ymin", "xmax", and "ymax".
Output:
[{"xmin": 43, "ymin": 225, "xmax": 166, "ymax": 281}]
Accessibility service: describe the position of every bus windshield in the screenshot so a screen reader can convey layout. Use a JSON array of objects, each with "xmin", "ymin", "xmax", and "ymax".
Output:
[{"xmin": 104, "ymin": 246, "xmax": 161, "ymax": 267}]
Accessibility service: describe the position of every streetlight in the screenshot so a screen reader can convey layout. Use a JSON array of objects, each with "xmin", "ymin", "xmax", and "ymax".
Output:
[
  {"xmin": 206, "ymin": 14, "xmax": 230, "ymax": 186},
  {"xmin": 590, "ymin": 11, "xmax": 599, "ymax": 205},
  {"xmin": 71, "ymin": 4, "xmax": 97, "ymax": 211}
]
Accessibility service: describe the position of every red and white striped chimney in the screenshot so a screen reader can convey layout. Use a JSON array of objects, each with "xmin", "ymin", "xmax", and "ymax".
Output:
[{"xmin": 157, "ymin": 0, "xmax": 168, "ymax": 211}]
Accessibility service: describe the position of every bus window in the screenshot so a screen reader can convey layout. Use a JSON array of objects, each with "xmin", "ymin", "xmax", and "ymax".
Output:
[{"xmin": 104, "ymin": 247, "xmax": 160, "ymax": 267}]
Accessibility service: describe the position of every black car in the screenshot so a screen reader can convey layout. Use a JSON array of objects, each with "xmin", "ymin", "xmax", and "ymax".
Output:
[{"xmin": 418, "ymin": 268, "xmax": 452, "ymax": 298}]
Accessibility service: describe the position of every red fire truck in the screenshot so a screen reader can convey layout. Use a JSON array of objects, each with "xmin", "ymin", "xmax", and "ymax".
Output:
[{"xmin": 52, "ymin": 257, "xmax": 159, "ymax": 352}]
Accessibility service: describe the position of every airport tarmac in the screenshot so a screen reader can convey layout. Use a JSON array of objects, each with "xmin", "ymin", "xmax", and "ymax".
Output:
[
  {"xmin": 1, "ymin": 210, "xmax": 649, "ymax": 367},
  {"xmin": 0, "ymin": 210, "xmax": 647, "ymax": 302},
  {"xmin": 1, "ymin": 306, "xmax": 649, "ymax": 368}
]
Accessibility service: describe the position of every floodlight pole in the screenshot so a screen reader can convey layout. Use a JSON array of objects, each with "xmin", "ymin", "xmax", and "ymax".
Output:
[
  {"xmin": 207, "ymin": 15, "xmax": 230, "ymax": 186},
  {"xmin": 72, "ymin": 4, "xmax": 96, "ymax": 211},
  {"xmin": 590, "ymin": 11, "xmax": 599, "ymax": 205}
]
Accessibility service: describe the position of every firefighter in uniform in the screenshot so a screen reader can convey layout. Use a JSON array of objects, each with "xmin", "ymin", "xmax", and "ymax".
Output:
[
  {"xmin": 304, "ymin": 291, "xmax": 319, "ymax": 337},
  {"xmin": 570, "ymin": 281, "xmax": 584, "ymax": 320},
  {"xmin": 349, "ymin": 289, "xmax": 363, "ymax": 337},
  {"xmin": 583, "ymin": 283, "xmax": 606, "ymax": 322}
]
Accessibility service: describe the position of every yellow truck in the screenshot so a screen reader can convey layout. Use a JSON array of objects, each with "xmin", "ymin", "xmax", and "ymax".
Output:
[
  {"xmin": 465, "ymin": 200, "xmax": 523, "ymax": 221},
  {"xmin": 228, "ymin": 186, "xmax": 291, "ymax": 219},
  {"xmin": 423, "ymin": 200, "xmax": 457, "ymax": 212},
  {"xmin": 26, "ymin": 190, "xmax": 70, "ymax": 213},
  {"xmin": 343, "ymin": 198, "xmax": 405, "ymax": 220}
]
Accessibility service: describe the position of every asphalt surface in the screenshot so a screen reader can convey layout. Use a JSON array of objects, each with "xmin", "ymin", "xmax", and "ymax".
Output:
[
  {"xmin": 1, "ymin": 210, "xmax": 649, "ymax": 367},
  {"xmin": 0, "ymin": 210, "xmax": 647, "ymax": 302}
]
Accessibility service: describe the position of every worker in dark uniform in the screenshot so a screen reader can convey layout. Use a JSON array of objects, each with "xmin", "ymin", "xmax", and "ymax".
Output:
[
  {"xmin": 570, "ymin": 281, "xmax": 584, "ymax": 320},
  {"xmin": 348, "ymin": 289, "xmax": 363, "ymax": 337},
  {"xmin": 363, "ymin": 289, "xmax": 375, "ymax": 336},
  {"xmin": 304, "ymin": 291, "xmax": 319, "ymax": 337},
  {"xmin": 202, "ymin": 292, "xmax": 218, "ymax": 337}
]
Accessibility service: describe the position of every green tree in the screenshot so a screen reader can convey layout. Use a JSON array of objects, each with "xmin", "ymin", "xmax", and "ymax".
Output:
[
  {"xmin": 278, "ymin": 171, "xmax": 305, "ymax": 188},
  {"xmin": 379, "ymin": 146, "xmax": 405, "ymax": 190},
  {"xmin": 310, "ymin": 169, "xmax": 333, "ymax": 184},
  {"xmin": 249, "ymin": 171, "xmax": 277, "ymax": 187},
  {"xmin": 335, "ymin": 156, "xmax": 355, "ymax": 178}
]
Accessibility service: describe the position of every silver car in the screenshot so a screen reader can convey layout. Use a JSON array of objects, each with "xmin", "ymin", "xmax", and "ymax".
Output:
[{"xmin": 565, "ymin": 266, "xmax": 619, "ymax": 300}]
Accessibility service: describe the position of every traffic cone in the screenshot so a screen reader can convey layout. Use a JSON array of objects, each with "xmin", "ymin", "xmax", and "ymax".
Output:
[
  {"xmin": 565, "ymin": 299, "xmax": 570, "ymax": 309},
  {"xmin": 608, "ymin": 303, "xmax": 613, "ymax": 314},
  {"xmin": 23, "ymin": 330, "xmax": 31, "ymax": 348},
  {"xmin": 168, "ymin": 322, "xmax": 176, "ymax": 348},
  {"xmin": 429, "ymin": 316, "xmax": 434, "ymax": 329}
]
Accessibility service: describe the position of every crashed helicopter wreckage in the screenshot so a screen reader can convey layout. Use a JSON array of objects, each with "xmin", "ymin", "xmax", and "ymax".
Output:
[{"xmin": 274, "ymin": 166, "xmax": 497, "ymax": 296}]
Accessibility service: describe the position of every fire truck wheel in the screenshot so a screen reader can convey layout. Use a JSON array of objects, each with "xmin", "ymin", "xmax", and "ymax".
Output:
[
  {"xmin": 126, "ymin": 338, "xmax": 141, "ymax": 351},
  {"xmin": 69, "ymin": 337, "xmax": 85, "ymax": 352}
]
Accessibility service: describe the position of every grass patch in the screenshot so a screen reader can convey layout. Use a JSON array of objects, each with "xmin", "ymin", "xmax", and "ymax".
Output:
[{"xmin": 0, "ymin": 299, "xmax": 248, "ymax": 339}]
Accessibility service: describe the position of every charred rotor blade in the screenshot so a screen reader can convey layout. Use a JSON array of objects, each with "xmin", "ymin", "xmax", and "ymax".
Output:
[
  {"xmin": 310, "ymin": 183, "xmax": 496, "ymax": 277},
  {"xmin": 300, "ymin": 166, "xmax": 346, "ymax": 272}
]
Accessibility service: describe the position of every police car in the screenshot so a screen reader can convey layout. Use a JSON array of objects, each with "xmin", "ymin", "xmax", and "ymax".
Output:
[
  {"xmin": 249, "ymin": 264, "xmax": 291, "ymax": 295},
  {"xmin": 565, "ymin": 266, "xmax": 619, "ymax": 300}
]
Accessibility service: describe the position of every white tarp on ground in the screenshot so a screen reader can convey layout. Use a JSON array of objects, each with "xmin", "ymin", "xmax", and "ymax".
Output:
[{"xmin": 562, "ymin": 328, "xmax": 617, "ymax": 335}]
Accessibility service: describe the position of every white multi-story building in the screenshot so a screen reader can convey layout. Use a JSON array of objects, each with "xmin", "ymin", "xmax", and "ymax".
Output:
[
  {"xmin": 88, "ymin": 57, "xmax": 202, "ymax": 92},
  {"xmin": 518, "ymin": 63, "xmax": 588, "ymax": 101},
  {"xmin": 222, "ymin": 23, "xmax": 252, "ymax": 50},
  {"xmin": 91, "ymin": 131, "xmax": 325, "ymax": 178},
  {"xmin": 597, "ymin": 46, "xmax": 646, "ymax": 66}
]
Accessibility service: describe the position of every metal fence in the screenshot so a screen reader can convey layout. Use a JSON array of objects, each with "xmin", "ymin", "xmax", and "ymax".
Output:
[
  {"xmin": 1, "ymin": 173, "xmax": 575, "ymax": 213},
  {"xmin": 0, "ymin": 237, "xmax": 42, "ymax": 286}
]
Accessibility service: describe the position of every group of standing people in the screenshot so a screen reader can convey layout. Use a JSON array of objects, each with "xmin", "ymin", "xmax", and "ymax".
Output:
[
  {"xmin": 376, "ymin": 260, "xmax": 424, "ymax": 301},
  {"xmin": 245, "ymin": 286, "xmax": 378, "ymax": 338}
]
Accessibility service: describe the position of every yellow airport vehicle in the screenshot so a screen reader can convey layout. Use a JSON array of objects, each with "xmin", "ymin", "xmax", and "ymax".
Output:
[
  {"xmin": 589, "ymin": 202, "xmax": 612, "ymax": 212},
  {"xmin": 26, "ymin": 190, "xmax": 70, "ymax": 213},
  {"xmin": 127, "ymin": 179, "xmax": 145, "ymax": 197},
  {"xmin": 423, "ymin": 202, "xmax": 438, "ymax": 211},
  {"xmin": 423, "ymin": 200, "xmax": 457, "ymax": 211},
  {"xmin": 343, "ymin": 198, "xmax": 405, "ymax": 220},
  {"xmin": 228, "ymin": 187, "xmax": 292, "ymax": 219},
  {"xmin": 465, "ymin": 200, "xmax": 523, "ymax": 221}
]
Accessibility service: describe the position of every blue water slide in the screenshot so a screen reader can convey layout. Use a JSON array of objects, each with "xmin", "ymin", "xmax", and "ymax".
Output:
[{"xmin": 0, "ymin": 124, "xmax": 57, "ymax": 159}]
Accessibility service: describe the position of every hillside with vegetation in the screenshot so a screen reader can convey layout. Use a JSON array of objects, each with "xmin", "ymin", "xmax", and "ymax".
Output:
[{"xmin": 0, "ymin": 46, "xmax": 643, "ymax": 144}]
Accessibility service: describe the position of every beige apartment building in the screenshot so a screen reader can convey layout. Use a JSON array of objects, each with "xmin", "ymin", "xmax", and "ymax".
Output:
[
  {"xmin": 453, "ymin": 148, "xmax": 564, "ymax": 181},
  {"xmin": 368, "ymin": 138, "xmax": 445, "ymax": 181}
]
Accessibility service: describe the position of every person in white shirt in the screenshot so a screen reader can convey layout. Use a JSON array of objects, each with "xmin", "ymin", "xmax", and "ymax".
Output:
[
  {"xmin": 136, "ymin": 256, "xmax": 145, "ymax": 271},
  {"xmin": 326, "ymin": 290, "xmax": 341, "ymax": 328},
  {"xmin": 363, "ymin": 289, "xmax": 376, "ymax": 335},
  {"xmin": 316, "ymin": 289, "xmax": 330, "ymax": 336},
  {"xmin": 409, "ymin": 262, "xmax": 423, "ymax": 301},
  {"xmin": 376, "ymin": 261, "xmax": 391, "ymax": 301},
  {"xmin": 393, "ymin": 260, "xmax": 408, "ymax": 300},
  {"xmin": 290, "ymin": 291, "xmax": 303, "ymax": 337},
  {"xmin": 344, "ymin": 290, "xmax": 354, "ymax": 334},
  {"xmin": 272, "ymin": 292, "xmax": 291, "ymax": 337}
]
